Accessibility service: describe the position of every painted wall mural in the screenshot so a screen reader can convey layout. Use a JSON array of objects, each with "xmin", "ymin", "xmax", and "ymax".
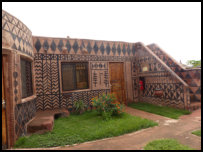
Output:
[
  {"xmin": 132, "ymin": 45, "xmax": 190, "ymax": 109},
  {"xmin": 90, "ymin": 61, "xmax": 109, "ymax": 90},
  {"xmin": 33, "ymin": 37, "xmax": 138, "ymax": 111},
  {"xmin": 2, "ymin": 9, "xmax": 201, "ymax": 148},
  {"xmin": 2, "ymin": 10, "xmax": 34, "ymax": 57},
  {"xmin": 14, "ymin": 98, "xmax": 36, "ymax": 139},
  {"xmin": 33, "ymin": 37, "xmax": 139, "ymax": 57},
  {"xmin": 34, "ymin": 53, "xmax": 133, "ymax": 111},
  {"xmin": 147, "ymin": 44, "xmax": 201, "ymax": 103}
]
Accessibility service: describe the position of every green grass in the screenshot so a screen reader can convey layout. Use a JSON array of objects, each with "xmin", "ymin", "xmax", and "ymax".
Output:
[
  {"xmin": 192, "ymin": 129, "xmax": 201, "ymax": 137},
  {"xmin": 14, "ymin": 110, "xmax": 157, "ymax": 148},
  {"xmin": 128, "ymin": 102, "xmax": 191, "ymax": 119},
  {"xmin": 144, "ymin": 139, "xmax": 195, "ymax": 150}
]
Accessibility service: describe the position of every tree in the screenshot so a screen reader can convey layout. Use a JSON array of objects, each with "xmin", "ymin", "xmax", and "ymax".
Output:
[{"xmin": 186, "ymin": 60, "xmax": 201, "ymax": 67}]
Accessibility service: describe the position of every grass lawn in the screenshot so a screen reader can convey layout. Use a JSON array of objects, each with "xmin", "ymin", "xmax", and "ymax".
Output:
[
  {"xmin": 14, "ymin": 110, "xmax": 157, "ymax": 148},
  {"xmin": 192, "ymin": 129, "xmax": 201, "ymax": 137},
  {"xmin": 144, "ymin": 139, "xmax": 195, "ymax": 150},
  {"xmin": 128, "ymin": 102, "xmax": 191, "ymax": 119}
]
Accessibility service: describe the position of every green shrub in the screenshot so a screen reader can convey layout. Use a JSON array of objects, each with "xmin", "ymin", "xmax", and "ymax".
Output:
[
  {"xmin": 72, "ymin": 100, "xmax": 87, "ymax": 114},
  {"xmin": 91, "ymin": 93, "xmax": 124, "ymax": 120}
]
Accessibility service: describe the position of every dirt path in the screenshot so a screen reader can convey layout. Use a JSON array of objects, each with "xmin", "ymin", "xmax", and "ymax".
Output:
[{"xmin": 11, "ymin": 107, "xmax": 201, "ymax": 150}]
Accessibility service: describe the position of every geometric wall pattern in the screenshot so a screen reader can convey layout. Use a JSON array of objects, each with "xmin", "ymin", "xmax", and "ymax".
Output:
[
  {"xmin": 2, "ymin": 10, "xmax": 34, "ymax": 57},
  {"xmin": 144, "ymin": 82, "xmax": 184, "ymax": 102},
  {"xmin": 90, "ymin": 61, "xmax": 109, "ymax": 90},
  {"xmin": 3, "ymin": 9, "xmax": 199, "ymax": 147},
  {"xmin": 33, "ymin": 37, "xmax": 139, "ymax": 57},
  {"xmin": 13, "ymin": 71, "xmax": 19, "ymax": 103},
  {"xmin": 147, "ymin": 44, "xmax": 183, "ymax": 73},
  {"xmin": 14, "ymin": 99, "xmax": 36, "ymax": 139},
  {"xmin": 147, "ymin": 44, "xmax": 201, "ymax": 103},
  {"xmin": 34, "ymin": 53, "xmax": 118, "ymax": 111},
  {"xmin": 133, "ymin": 45, "xmax": 190, "ymax": 109}
]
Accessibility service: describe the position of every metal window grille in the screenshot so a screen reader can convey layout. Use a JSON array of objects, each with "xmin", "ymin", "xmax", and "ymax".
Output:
[
  {"xmin": 21, "ymin": 59, "xmax": 33, "ymax": 98},
  {"xmin": 61, "ymin": 62, "xmax": 89, "ymax": 91}
]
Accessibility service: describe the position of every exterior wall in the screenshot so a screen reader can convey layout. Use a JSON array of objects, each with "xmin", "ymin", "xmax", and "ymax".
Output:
[
  {"xmin": 3, "ymin": 9, "xmax": 198, "ymax": 148},
  {"xmin": 133, "ymin": 43, "xmax": 190, "ymax": 109},
  {"xmin": 2, "ymin": 10, "xmax": 34, "ymax": 57},
  {"xmin": 179, "ymin": 69, "xmax": 201, "ymax": 102},
  {"xmin": 147, "ymin": 44, "xmax": 201, "ymax": 103},
  {"xmin": 14, "ymin": 99, "xmax": 36, "ymax": 138},
  {"xmin": 2, "ymin": 10, "xmax": 36, "ymax": 146},
  {"xmin": 33, "ymin": 36, "xmax": 138, "ymax": 110}
]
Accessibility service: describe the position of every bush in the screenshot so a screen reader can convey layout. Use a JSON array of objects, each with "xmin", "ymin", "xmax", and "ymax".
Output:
[
  {"xmin": 72, "ymin": 100, "xmax": 87, "ymax": 114},
  {"xmin": 91, "ymin": 93, "xmax": 124, "ymax": 120}
]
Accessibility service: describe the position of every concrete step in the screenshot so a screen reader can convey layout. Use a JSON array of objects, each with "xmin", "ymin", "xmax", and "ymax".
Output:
[{"xmin": 27, "ymin": 109, "xmax": 69, "ymax": 135}]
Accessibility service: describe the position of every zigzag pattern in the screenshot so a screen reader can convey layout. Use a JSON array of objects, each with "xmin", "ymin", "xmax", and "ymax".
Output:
[
  {"xmin": 61, "ymin": 94, "xmax": 68, "ymax": 108},
  {"xmin": 34, "ymin": 60, "xmax": 43, "ymax": 95},
  {"xmin": 43, "ymin": 59, "xmax": 51, "ymax": 95},
  {"xmin": 36, "ymin": 95, "xmax": 43, "ymax": 110},
  {"xmin": 51, "ymin": 60, "xmax": 59, "ymax": 94}
]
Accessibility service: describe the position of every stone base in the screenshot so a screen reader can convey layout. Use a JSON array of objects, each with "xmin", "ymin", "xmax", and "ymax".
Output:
[{"xmin": 27, "ymin": 109, "xmax": 69, "ymax": 135}]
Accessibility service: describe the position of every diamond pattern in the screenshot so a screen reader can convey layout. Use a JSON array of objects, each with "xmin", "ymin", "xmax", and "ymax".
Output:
[
  {"xmin": 117, "ymin": 44, "xmax": 121, "ymax": 56},
  {"xmin": 87, "ymin": 42, "xmax": 92, "ymax": 54},
  {"xmin": 93, "ymin": 42, "xmax": 98, "ymax": 54},
  {"xmin": 100, "ymin": 42, "xmax": 105, "ymax": 55},
  {"xmin": 58, "ymin": 40, "xmax": 64, "ymax": 52},
  {"xmin": 73, "ymin": 40, "xmax": 79, "ymax": 54},
  {"xmin": 127, "ymin": 44, "xmax": 131, "ymax": 55},
  {"xmin": 122, "ymin": 44, "xmax": 126, "ymax": 55},
  {"xmin": 112, "ymin": 43, "xmax": 116, "ymax": 55},
  {"xmin": 15, "ymin": 99, "xmax": 36, "ymax": 138},
  {"xmin": 51, "ymin": 40, "xmax": 56, "ymax": 52},
  {"xmin": 43, "ymin": 40, "xmax": 49, "ymax": 51},
  {"xmin": 66, "ymin": 40, "xmax": 71, "ymax": 53},
  {"xmin": 106, "ymin": 43, "xmax": 111, "ymax": 55}
]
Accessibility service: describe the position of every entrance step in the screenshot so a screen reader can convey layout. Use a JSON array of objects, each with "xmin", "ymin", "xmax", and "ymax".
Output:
[{"xmin": 27, "ymin": 109, "xmax": 69, "ymax": 135}]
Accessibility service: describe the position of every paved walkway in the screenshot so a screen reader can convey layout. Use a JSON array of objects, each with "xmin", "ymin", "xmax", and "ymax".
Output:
[{"xmin": 11, "ymin": 107, "xmax": 201, "ymax": 150}]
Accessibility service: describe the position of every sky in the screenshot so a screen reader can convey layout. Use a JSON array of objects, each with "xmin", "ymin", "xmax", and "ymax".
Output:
[{"xmin": 2, "ymin": 2, "xmax": 201, "ymax": 64}]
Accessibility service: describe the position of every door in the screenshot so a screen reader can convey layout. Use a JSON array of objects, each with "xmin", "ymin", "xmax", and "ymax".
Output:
[
  {"xmin": 2, "ymin": 58, "xmax": 7, "ymax": 149},
  {"xmin": 109, "ymin": 62, "xmax": 126, "ymax": 104}
]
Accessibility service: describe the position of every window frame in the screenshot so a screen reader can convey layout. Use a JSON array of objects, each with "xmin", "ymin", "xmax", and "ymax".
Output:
[
  {"xmin": 20, "ymin": 56, "xmax": 34, "ymax": 99},
  {"xmin": 60, "ymin": 61, "xmax": 90, "ymax": 93}
]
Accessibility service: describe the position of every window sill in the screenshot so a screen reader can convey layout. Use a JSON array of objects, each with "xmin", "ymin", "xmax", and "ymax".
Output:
[
  {"xmin": 21, "ymin": 95, "xmax": 37, "ymax": 103},
  {"xmin": 62, "ymin": 89, "xmax": 91, "ymax": 94}
]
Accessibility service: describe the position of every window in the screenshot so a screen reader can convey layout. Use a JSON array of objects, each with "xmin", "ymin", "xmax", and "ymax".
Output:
[
  {"xmin": 21, "ymin": 58, "xmax": 33, "ymax": 98},
  {"xmin": 61, "ymin": 62, "xmax": 89, "ymax": 91}
]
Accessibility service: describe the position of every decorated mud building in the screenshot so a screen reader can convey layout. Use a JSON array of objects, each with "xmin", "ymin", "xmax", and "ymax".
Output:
[{"xmin": 2, "ymin": 9, "xmax": 201, "ymax": 148}]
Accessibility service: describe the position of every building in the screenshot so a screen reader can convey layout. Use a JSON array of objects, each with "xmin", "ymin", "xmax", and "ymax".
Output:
[{"xmin": 2, "ymin": 9, "xmax": 201, "ymax": 148}]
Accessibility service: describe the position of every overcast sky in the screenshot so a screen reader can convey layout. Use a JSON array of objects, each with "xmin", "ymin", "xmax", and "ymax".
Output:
[{"xmin": 2, "ymin": 2, "xmax": 201, "ymax": 64}]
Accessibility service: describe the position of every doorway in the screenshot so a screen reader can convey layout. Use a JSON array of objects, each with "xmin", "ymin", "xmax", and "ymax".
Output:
[{"xmin": 109, "ymin": 62, "xmax": 126, "ymax": 104}]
